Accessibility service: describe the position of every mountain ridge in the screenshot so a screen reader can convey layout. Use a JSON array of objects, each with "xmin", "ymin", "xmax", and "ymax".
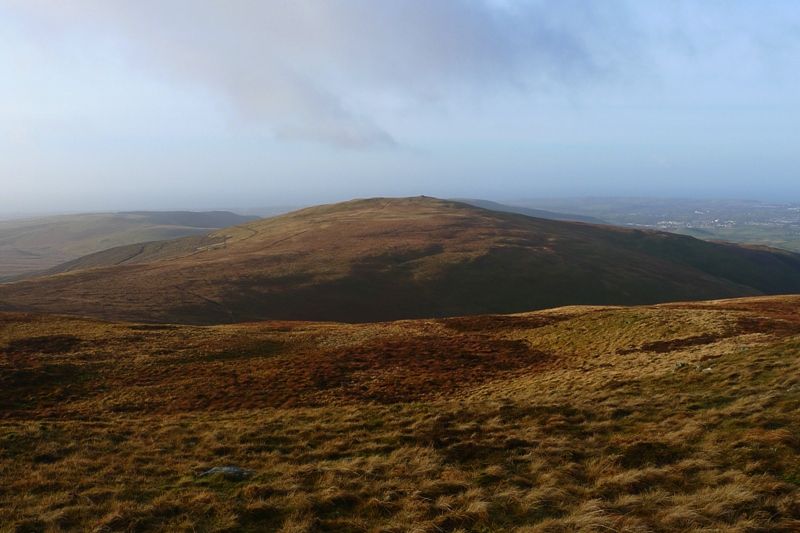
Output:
[{"xmin": 2, "ymin": 196, "xmax": 800, "ymax": 324}]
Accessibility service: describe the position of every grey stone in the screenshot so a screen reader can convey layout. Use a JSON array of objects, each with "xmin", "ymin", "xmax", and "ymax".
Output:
[{"xmin": 198, "ymin": 466, "xmax": 254, "ymax": 480}]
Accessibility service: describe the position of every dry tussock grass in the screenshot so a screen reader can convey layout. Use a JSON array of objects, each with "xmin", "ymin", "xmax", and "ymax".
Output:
[{"xmin": 1, "ymin": 296, "xmax": 799, "ymax": 531}]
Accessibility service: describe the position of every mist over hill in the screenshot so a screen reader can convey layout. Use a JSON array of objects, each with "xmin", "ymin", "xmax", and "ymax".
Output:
[
  {"xmin": 453, "ymin": 199, "xmax": 607, "ymax": 224},
  {"xmin": 0, "ymin": 211, "xmax": 257, "ymax": 279}
]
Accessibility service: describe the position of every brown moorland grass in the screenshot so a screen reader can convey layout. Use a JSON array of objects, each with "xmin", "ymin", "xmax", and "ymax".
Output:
[
  {"xmin": 1, "ymin": 295, "xmax": 799, "ymax": 531},
  {"xmin": 5, "ymin": 197, "xmax": 800, "ymax": 324}
]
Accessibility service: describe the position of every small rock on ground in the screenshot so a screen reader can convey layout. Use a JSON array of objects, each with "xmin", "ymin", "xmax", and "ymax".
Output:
[{"xmin": 198, "ymin": 466, "xmax": 254, "ymax": 480}]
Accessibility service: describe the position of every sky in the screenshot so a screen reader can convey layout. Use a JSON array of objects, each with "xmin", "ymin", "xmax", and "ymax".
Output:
[{"xmin": 1, "ymin": 0, "xmax": 800, "ymax": 213}]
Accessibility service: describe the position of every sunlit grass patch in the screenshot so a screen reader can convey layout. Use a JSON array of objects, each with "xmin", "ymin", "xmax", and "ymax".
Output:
[{"xmin": 1, "ymin": 296, "xmax": 799, "ymax": 530}]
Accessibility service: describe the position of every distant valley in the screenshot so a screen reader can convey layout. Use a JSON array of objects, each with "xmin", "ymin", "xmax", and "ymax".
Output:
[
  {"xmin": 515, "ymin": 197, "xmax": 800, "ymax": 253},
  {"xmin": 0, "ymin": 211, "xmax": 257, "ymax": 279}
]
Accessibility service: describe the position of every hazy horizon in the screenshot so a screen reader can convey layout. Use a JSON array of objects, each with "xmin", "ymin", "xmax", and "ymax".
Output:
[
  {"xmin": 3, "ymin": 1, "xmax": 800, "ymax": 212},
  {"xmin": 5, "ymin": 193, "xmax": 800, "ymax": 221}
]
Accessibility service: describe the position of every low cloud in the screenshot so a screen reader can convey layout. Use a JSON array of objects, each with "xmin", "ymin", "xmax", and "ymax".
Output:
[
  {"xmin": 8, "ymin": 1, "xmax": 799, "ymax": 148},
  {"xmin": 7, "ymin": 0, "xmax": 639, "ymax": 148}
]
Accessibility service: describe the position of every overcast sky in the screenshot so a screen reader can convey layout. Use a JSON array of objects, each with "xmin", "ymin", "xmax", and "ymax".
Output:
[{"xmin": 2, "ymin": 1, "xmax": 800, "ymax": 213}]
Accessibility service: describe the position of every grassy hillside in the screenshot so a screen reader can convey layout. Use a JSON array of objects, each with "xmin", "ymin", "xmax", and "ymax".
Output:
[
  {"xmin": 3, "ymin": 197, "xmax": 800, "ymax": 325},
  {"xmin": 1, "ymin": 296, "xmax": 799, "ymax": 531},
  {"xmin": 0, "ymin": 211, "xmax": 256, "ymax": 279}
]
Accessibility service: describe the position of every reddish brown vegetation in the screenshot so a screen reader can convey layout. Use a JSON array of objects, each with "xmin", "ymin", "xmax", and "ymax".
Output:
[
  {"xmin": 439, "ymin": 313, "xmax": 568, "ymax": 332},
  {"xmin": 295, "ymin": 335, "xmax": 550, "ymax": 405},
  {"xmin": 4, "ymin": 197, "xmax": 800, "ymax": 324},
  {"xmin": 618, "ymin": 333, "xmax": 721, "ymax": 354},
  {"xmin": 4, "ymin": 331, "xmax": 550, "ymax": 414},
  {"xmin": 3, "ymin": 334, "xmax": 81, "ymax": 357},
  {"xmin": 1, "ymin": 297, "xmax": 799, "ymax": 531},
  {"xmin": 735, "ymin": 315, "xmax": 800, "ymax": 336}
]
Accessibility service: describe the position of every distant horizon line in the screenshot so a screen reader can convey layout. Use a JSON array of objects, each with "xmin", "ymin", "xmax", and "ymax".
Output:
[{"xmin": 2, "ymin": 194, "xmax": 800, "ymax": 220}]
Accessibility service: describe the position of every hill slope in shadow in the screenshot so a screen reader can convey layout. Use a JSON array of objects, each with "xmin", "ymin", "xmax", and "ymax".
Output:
[
  {"xmin": 454, "ymin": 198, "xmax": 606, "ymax": 224},
  {"xmin": 2, "ymin": 196, "xmax": 800, "ymax": 324}
]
